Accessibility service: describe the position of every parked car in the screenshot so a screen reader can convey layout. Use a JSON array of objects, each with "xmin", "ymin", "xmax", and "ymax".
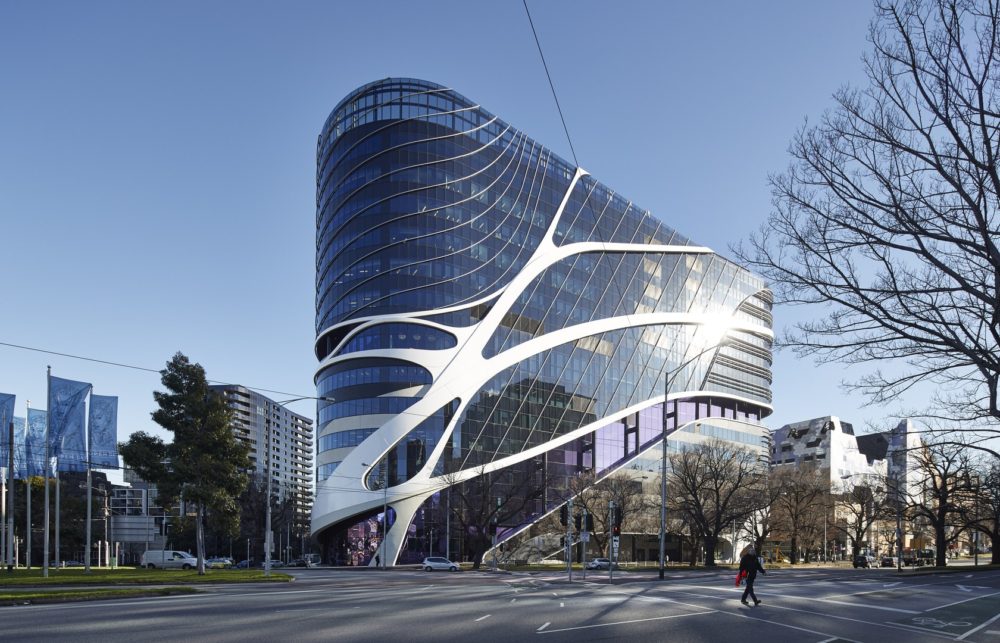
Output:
[
  {"xmin": 586, "ymin": 558, "xmax": 618, "ymax": 570},
  {"xmin": 140, "ymin": 550, "xmax": 199, "ymax": 570},
  {"xmin": 61, "ymin": 560, "xmax": 84, "ymax": 568},
  {"xmin": 206, "ymin": 557, "xmax": 233, "ymax": 569},
  {"xmin": 288, "ymin": 559, "xmax": 314, "ymax": 568},
  {"xmin": 235, "ymin": 559, "xmax": 252, "ymax": 569},
  {"xmin": 258, "ymin": 560, "xmax": 285, "ymax": 568},
  {"xmin": 880, "ymin": 556, "xmax": 897, "ymax": 568},
  {"xmin": 421, "ymin": 556, "xmax": 459, "ymax": 572},
  {"xmin": 852, "ymin": 554, "xmax": 875, "ymax": 568}
]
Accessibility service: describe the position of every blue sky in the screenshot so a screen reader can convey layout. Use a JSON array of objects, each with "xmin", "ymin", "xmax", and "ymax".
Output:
[{"xmin": 0, "ymin": 0, "xmax": 891, "ymax": 444}]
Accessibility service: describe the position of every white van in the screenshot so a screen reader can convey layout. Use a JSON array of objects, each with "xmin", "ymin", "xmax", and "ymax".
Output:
[{"xmin": 140, "ymin": 550, "xmax": 199, "ymax": 570}]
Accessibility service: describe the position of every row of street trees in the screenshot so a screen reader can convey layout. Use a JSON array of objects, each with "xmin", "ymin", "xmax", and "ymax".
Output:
[{"xmin": 519, "ymin": 435, "xmax": 998, "ymax": 569}]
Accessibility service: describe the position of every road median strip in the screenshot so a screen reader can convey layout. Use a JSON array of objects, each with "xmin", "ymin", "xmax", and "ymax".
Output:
[{"xmin": 0, "ymin": 587, "xmax": 200, "ymax": 606}]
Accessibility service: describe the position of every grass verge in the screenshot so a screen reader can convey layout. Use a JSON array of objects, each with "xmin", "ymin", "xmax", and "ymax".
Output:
[
  {"xmin": 0, "ymin": 586, "xmax": 199, "ymax": 606},
  {"xmin": 0, "ymin": 568, "xmax": 292, "ymax": 586}
]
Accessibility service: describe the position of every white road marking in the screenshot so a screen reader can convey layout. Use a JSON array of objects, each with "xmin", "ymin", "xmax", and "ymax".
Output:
[
  {"xmin": 537, "ymin": 622, "xmax": 550, "ymax": 632},
  {"xmin": 660, "ymin": 588, "xmax": 950, "ymax": 640},
  {"xmin": 537, "ymin": 610, "xmax": 716, "ymax": 634},
  {"xmin": 883, "ymin": 582, "xmax": 901, "ymax": 588},
  {"xmin": 510, "ymin": 598, "xmax": 516, "ymax": 603},
  {"xmin": 956, "ymin": 609, "xmax": 1000, "ymax": 641},
  {"xmin": 927, "ymin": 590, "xmax": 1000, "ymax": 612},
  {"xmin": 984, "ymin": 630, "xmax": 1000, "ymax": 635},
  {"xmin": 956, "ymin": 585, "xmax": 973, "ymax": 592},
  {"xmin": 475, "ymin": 614, "xmax": 491, "ymax": 622},
  {"xmin": 662, "ymin": 584, "xmax": 920, "ymax": 614}
]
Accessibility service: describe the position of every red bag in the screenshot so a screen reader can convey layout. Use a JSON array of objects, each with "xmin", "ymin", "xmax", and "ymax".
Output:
[{"xmin": 735, "ymin": 570, "xmax": 747, "ymax": 587}]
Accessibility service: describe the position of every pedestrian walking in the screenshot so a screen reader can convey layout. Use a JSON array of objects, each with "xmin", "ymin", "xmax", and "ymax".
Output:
[
  {"xmin": 738, "ymin": 547, "xmax": 766, "ymax": 606},
  {"xmin": 375, "ymin": 554, "xmax": 380, "ymax": 567}
]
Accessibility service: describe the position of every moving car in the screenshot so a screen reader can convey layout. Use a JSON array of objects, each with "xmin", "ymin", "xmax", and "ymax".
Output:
[
  {"xmin": 880, "ymin": 556, "xmax": 897, "ymax": 567},
  {"xmin": 288, "ymin": 558, "xmax": 314, "ymax": 568},
  {"xmin": 422, "ymin": 557, "xmax": 459, "ymax": 572},
  {"xmin": 586, "ymin": 558, "xmax": 617, "ymax": 570},
  {"xmin": 853, "ymin": 554, "xmax": 875, "ymax": 568},
  {"xmin": 206, "ymin": 557, "xmax": 233, "ymax": 569}
]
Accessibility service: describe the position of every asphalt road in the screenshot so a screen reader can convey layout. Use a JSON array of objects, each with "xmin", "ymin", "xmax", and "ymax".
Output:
[{"xmin": 2, "ymin": 566, "xmax": 999, "ymax": 642}]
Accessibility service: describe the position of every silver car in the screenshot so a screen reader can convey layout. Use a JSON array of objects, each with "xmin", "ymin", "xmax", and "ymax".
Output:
[
  {"xmin": 586, "ymin": 558, "xmax": 616, "ymax": 570},
  {"xmin": 422, "ymin": 556, "xmax": 459, "ymax": 572}
]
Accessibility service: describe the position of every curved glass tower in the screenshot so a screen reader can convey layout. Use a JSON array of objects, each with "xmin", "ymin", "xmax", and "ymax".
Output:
[{"xmin": 312, "ymin": 78, "xmax": 773, "ymax": 565}]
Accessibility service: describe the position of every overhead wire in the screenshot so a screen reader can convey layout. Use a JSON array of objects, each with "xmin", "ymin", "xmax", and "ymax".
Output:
[
  {"xmin": 522, "ymin": 0, "xmax": 579, "ymax": 167},
  {"xmin": 0, "ymin": 340, "xmax": 314, "ymax": 401}
]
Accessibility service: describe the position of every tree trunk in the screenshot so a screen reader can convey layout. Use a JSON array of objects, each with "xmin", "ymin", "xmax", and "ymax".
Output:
[
  {"xmin": 934, "ymin": 517, "xmax": 948, "ymax": 567},
  {"xmin": 196, "ymin": 505, "xmax": 206, "ymax": 575},
  {"xmin": 703, "ymin": 534, "xmax": 718, "ymax": 567},
  {"xmin": 470, "ymin": 537, "xmax": 488, "ymax": 570},
  {"xmin": 991, "ymin": 528, "xmax": 999, "ymax": 565},
  {"xmin": 790, "ymin": 536, "xmax": 798, "ymax": 565}
]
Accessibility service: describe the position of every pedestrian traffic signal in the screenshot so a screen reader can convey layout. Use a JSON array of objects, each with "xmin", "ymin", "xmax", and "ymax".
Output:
[
  {"xmin": 560, "ymin": 505, "xmax": 568, "ymax": 526},
  {"xmin": 612, "ymin": 524, "xmax": 621, "ymax": 537},
  {"xmin": 585, "ymin": 514, "xmax": 594, "ymax": 531},
  {"xmin": 574, "ymin": 514, "xmax": 582, "ymax": 531},
  {"xmin": 612, "ymin": 507, "xmax": 622, "ymax": 528}
]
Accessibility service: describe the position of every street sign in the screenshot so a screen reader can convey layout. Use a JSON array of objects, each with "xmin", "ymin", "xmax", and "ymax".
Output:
[
  {"xmin": 581, "ymin": 531, "xmax": 590, "ymax": 542},
  {"xmin": 612, "ymin": 536, "xmax": 620, "ymax": 556}
]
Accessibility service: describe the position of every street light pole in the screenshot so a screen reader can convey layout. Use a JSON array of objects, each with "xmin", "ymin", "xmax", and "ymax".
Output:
[
  {"xmin": 659, "ymin": 341, "xmax": 732, "ymax": 580},
  {"xmin": 658, "ymin": 292, "xmax": 762, "ymax": 580},
  {"xmin": 381, "ymin": 466, "xmax": 387, "ymax": 571},
  {"xmin": 269, "ymin": 395, "xmax": 335, "ymax": 574}
]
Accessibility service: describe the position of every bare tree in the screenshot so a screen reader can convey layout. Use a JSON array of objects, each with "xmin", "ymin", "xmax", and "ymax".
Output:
[
  {"xmin": 734, "ymin": 0, "xmax": 1000, "ymax": 449},
  {"xmin": 908, "ymin": 439, "xmax": 975, "ymax": 566},
  {"xmin": 970, "ymin": 457, "xmax": 1000, "ymax": 564},
  {"xmin": 444, "ymin": 460, "xmax": 546, "ymax": 569},
  {"xmin": 743, "ymin": 469, "xmax": 787, "ymax": 556},
  {"xmin": 565, "ymin": 470, "xmax": 656, "ymax": 558},
  {"xmin": 832, "ymin": 479, "xmax": 888, "ymax": 559},
  {"xmin": 772, "ymin": 467, "xmax": 829, "ymax": 564},
  {"xmin": 667, "ymin": 440, "xmax": 768, "ymax": 566}
]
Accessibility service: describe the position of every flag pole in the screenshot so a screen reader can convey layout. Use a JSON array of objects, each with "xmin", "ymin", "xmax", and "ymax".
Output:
[
  {"xmin": 25, "ymin": 400, "xmax": 31, "ymax": 570},
  {"xmin": 54, "ymin": 468, "xmax": 60, "ymax": 567},
  {"xmin": 43, "ymin": 366, "xmax": 50, "ymax": 578}
]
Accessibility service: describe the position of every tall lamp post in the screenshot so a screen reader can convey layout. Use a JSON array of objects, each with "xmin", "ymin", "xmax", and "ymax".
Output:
[
  {"xmin": 267, "ymin": 395, "xmax": 335, "ymax": 577},
  {"xmin": 658, "ymin": 294, "xmax": 766, "ymax": 580},
  {"xmin": 659, "ymin": 332, "xmax": 740, "ymax": 578}
]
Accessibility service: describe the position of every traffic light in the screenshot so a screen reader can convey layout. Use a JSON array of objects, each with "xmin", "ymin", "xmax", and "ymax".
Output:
[
  {"xmin": 489, "ymin": 522, "xmax": 498, "ymax": 536},
  {"xmin": 612, "ymin": 506, "xmax": 622, "ymax": 528},
  {"xmin": 559, "ymin": 505, "xmax": 568, "ymax": 526},
  {"xmin": 585, "ymin": 514, "xmax": 594, "ymax": 532},
  {"xmin": 612, "ymin": 524, "xmax": 621, "ymax": 537},
  {"xmin": 574, "ymin": 514, "xmax": 582, "ymax": 531}
]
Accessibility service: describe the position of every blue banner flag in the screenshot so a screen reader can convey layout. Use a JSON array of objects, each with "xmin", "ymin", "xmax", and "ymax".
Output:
[
  {"xmin": 0, "ymin": 392, "xmax": 15, "ymax": 477},
  {"xmin": 0, "ymin": 392, "xmax": 13, "ymax": 428},
  {"xmin": 12, "ymin": 416, "xmax": 27, "ymax": 479},
  {"xmin": 26, "ymin": 409, "xmax": 53, "ymax": 477},
  {"xmin": 88, "ymin": 394, "xmax": 118, "ymax": 468},
  {"xmin": 48, "ymin": 376, "xmax": 91, "ymax": 473}
]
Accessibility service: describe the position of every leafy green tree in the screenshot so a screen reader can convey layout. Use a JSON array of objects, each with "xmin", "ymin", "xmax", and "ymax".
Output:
[{"xmin": 120, "ymin": 352, "xmax": 250, "ymax": 574}]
